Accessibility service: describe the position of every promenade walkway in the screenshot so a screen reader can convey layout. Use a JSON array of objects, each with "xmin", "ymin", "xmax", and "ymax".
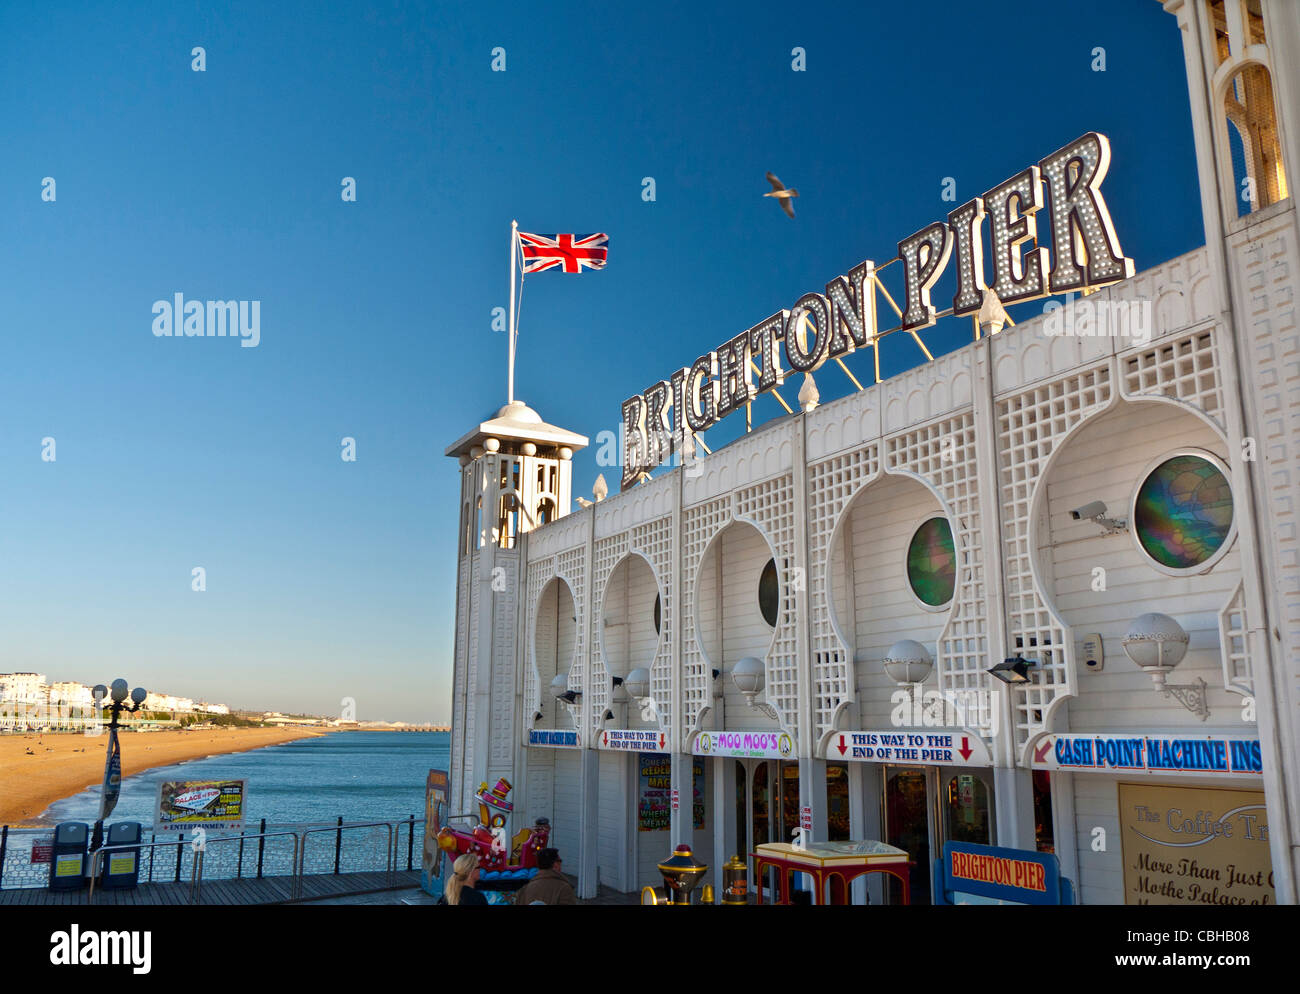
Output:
[{"xmin": 0, "ymin": 869, "xmax": 421, "ymax": 905}]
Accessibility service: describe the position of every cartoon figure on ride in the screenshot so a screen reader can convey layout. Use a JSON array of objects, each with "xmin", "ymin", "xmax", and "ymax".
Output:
[{"xmin": 435, "ymin": 777, "xmax": 551, "ymax": 875}]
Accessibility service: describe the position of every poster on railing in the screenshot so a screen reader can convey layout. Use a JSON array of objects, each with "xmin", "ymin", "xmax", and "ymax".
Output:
[
  {"xmin": 422, "ymin": 769, "xmax": 450, "ymax": 897},
  {"xmin": 155, "ymin": 779, "xmax": 247, "ymax": 832}
]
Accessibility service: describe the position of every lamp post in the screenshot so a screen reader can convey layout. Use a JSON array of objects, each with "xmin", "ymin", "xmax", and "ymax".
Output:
[{"xmin": 89, "ymin": 679, "xmax": 148, "ymax": 853}]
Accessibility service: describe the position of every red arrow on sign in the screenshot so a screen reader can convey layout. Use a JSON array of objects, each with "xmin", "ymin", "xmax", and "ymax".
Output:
[
  {"xmin": 958, "ymin": 737, "xmax": 973, "ymax": 761},
  {"xmin": 659, "ymin": 732, "xmax": 665, "ymax": 749},
  {"xmin": 602, "ymin": 731, "xmax": 607, "ymax": 748},
  {"xmin": 1034, "ymin": 739, "xmax": 1053, "ymax": 763},
  {"xmin": 836, "ymin": 735, "xmax": 847, "ymax": 756}
]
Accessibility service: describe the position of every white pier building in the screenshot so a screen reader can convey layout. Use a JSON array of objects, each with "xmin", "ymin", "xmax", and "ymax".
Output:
[{"xmin": 445, "ymin": 0, "xmax": 1300, "ymax": 904}]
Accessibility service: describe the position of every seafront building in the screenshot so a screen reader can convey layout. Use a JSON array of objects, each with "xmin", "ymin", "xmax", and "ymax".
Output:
[
  {"xmin": 144, "ymin": 693, "xmax": 196, "ymax": 714},
  {"xmin": 445, "ymin": 0, "xmax": 1300, "ymax": 904},
  {"xmin": 0, "ymin": 673, "xmax": 49, "ymax": 705},
  {"xmin": 48, "ymin": 682, "xmax": 95, "ymax": 708}
]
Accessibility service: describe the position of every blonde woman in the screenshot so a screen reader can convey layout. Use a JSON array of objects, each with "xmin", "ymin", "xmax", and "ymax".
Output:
[{"xmin": 442, "ymin": 853, "xmax": 487, "ymax": 906}]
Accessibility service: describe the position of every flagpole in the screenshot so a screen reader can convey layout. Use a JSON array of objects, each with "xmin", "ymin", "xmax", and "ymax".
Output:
[{"xmin": 508, "ymin": 219, "xmax": 518, "ymax": 404}]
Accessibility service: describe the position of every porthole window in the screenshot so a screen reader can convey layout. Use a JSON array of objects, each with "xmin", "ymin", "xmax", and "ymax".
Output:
[
  {"xmin": 759, "ymin": 559, "xmax": 779, "ymax": 628},
  {"xmin": 1132, "ymin": 451, "xmax": 1235, "ymax": 574},
  {"xmin": 907, "ymin": 517, "xmax": 956, "ymax": 609}
]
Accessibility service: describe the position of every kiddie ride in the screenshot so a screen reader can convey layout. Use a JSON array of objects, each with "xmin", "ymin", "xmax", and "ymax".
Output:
[{"xmin": 435, "ymin": 778, "xmax": 551, "ymax": 890}]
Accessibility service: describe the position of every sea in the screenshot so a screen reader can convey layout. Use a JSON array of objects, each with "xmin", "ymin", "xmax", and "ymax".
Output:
[{"xmin": 39, "ymin": 730, "xmax": 452, "ymax": 827}]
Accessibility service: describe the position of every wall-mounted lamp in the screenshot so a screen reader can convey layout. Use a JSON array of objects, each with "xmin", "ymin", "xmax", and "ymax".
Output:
[
  {"xmin": 988, "ymin": 656, "xmax": 1037, "ymax": 685},
  {"xmin": 533, "ymin": 711, "xmax": 544, "ymax": 723},
  {"xmin": 1122, "ymin": 613, "xmax": 1206, "ymax": 719},
  {"xmin": 730, "ymin": 657, "xmax": 779, "ymax": 722},
  {"xmin": 624, "ymin": 668, "xmax": 650, "ymax": 702},
  {"xmin": 1071, "ymin": 500, "xmax": 1128, "ymax": 535},
  {"xmin": 883, "ymin": 640, "xmax": 933, "ymax": 686},
  {"xmin": 711, "ymin": 668, "xmax": 721, "ymax": 681},
  {"xmin": 883, "ymin": 640, "xmax": 932, "ymax": 705},
  {"xmin": 603, "ymin": 709, "xmax": 615, "ymax": 722},
  {"xmin": 731, "ymin": 657, "xmax": 765, "ymax": 703}
]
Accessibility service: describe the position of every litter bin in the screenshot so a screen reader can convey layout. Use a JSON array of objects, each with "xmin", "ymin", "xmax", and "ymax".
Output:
[
  {"xmin": 48, "ymin": 822, "xmax": 89, "ymax": 890},
  {"xmin": 100, "ymin": 822, "xmax": 142, "ymax": 889}
]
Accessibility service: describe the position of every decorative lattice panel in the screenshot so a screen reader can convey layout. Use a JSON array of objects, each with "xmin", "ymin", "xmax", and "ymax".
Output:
[
  {"xmin": 460, "ymin": 556, "xmax": 477, "ymax": 807},
  {"xmin": 1218, "ymin": 581, "xmax": 1254, "ymax": 698},
  {"xmin": 489, "ymin": 552, "xmax": 519, "ymax": 766},
  {"xmin": 807, "ymin": 445, "xmax": 879, "ymax": 738},
  {"xmin": 997, "ymin": 365, "xmax": 1112, "ymax": 751},
  {"xmin": 524, "ymin": 555, "xmax": 557, "ymax": 727},
  {"xmin": 886, "ymin": 414, "xmax": 992, "ymax": 737},
  {"xmin": 681, "ymin": 496, "xmax": 733, "ymax": 735},
  {"xmin": 735, "ymin": 474, "xmax": 800, "ymax": 731},
  {"xmin": 1122, "ymin": 328, "xmax": 1224, "ymax": 427},
  {"xmin": 632, "ymin": 516, "xmax": 675, "ymax": 733},
  {"xmin": 1232, "ymin": 224, "xmax": 1300, "ymax": 747},
  {"xmin": 588, "ymin": 534, "xmax": 630, "ymax": 735}
]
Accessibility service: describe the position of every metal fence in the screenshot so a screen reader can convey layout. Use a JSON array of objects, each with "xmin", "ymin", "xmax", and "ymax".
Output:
[{"xmin": 0, "ymin": 815, "xmax": 424, "ymax": 895}]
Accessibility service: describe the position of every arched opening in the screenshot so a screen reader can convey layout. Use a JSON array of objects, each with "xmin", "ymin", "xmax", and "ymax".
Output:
[
  {"xmin": 1033, "ymin": 399, "xmax": 1242, "ymax": 729},
  {"xmin": 1224, "ymin": 62, "xmax": 1288, "ymax": 216},
  {"xmin": 536, "ymin": 497, "xmax": 557, "ymax": 526},
  {"xmin": 695, "ymin": 520, "xmax": 779, "ymax": 731},
  {"xmin": 600, "ymin": 553, "xmax": 662, "ymax": 728},
  {"xmin": 496, "ymin": 456, "xmax": 522, "ymax": 549},
  {"xmin": 532, "ymin": 577, "xmax": 577, "ymax": 729},
  {"xmin": 827, "ymin": 474, "xmax": 949, "ymax": 728}
]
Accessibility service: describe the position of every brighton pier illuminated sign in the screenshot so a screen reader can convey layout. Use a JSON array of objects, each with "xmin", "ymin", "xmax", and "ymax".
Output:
[{"xmin": 620, "ymin": 132, "xmax": 1133, "ymax": 488}]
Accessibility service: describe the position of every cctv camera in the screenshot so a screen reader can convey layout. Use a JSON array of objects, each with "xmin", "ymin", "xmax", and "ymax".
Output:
[{"xmin": 1070, "ymin": 500, "xmax": 1108, "ymax": 521}]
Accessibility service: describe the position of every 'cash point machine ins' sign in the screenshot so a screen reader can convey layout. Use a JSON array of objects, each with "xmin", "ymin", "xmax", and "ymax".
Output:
[{"xmin": 1033, "ymin": 734, "xmax": 1262, "ymax": 776}]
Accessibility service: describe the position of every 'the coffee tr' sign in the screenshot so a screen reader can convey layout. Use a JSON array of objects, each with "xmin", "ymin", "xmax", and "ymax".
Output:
[{"xmin": 1119, "ymin": 783, "xmax": 1275, "ymax": 906}]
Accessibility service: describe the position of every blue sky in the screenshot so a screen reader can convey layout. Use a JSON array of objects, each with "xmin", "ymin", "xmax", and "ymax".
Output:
[{"xmin": 0, "ymin": 1, "xmax": 1203, "ymax": 723}]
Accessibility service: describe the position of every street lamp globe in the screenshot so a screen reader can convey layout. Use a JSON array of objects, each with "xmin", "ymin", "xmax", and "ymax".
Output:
[
  {"xmin": 110, "ymin": 679, "xmax": 129, "ymax": 703},
  {"xmin": 624, "ymin": 668, "xmax": 650, "ymax": 701},
  {"xmin": 883, "ymin": 640, "xmax": 933, "ymax": 687},
  {"xmin": 131, "ymin": 687, "xmax": 147, "ymax": 705},
  {"xmin": 549, "ymin": 672, "xmax": 570, "ymax": 700},
  {"xmin": 731, "ymin": 657, "xmax": 765, "ymax": 702}
]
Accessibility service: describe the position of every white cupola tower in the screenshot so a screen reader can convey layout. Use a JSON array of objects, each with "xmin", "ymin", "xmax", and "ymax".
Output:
[
  {"xmin": 1163, "ymin": 0, "xmax": 1295, "ymax": 231},
  {"xmin": 445, "ymin": 400, "xmax": 587, "ymax": 814}
]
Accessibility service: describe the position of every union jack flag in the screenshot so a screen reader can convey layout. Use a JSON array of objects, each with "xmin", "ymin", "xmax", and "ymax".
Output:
[{"xmin": 518, "ymin": 232, "xmax": 610, "ymax": 274}]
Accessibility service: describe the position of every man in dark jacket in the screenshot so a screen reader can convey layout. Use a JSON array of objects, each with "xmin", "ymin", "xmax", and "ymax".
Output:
[{"xmin": 514, "ymin": 849, "xmax": 577, "ymax": 905}]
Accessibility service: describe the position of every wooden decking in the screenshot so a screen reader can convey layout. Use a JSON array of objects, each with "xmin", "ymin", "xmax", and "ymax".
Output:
[{"xmin": 0, "ymin": 869, "xmax": 422, "ymax": 906}]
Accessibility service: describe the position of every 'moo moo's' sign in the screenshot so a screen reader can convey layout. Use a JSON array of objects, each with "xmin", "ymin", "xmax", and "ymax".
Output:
[{"xmin": 619, "ymin": 133, "xmax": 1133, "ymax": 488}]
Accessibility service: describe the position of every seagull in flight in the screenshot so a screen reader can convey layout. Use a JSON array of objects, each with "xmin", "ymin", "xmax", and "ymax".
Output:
[{"xmin": 764, "ymin": 171, "xmax": 799, "ymax": 218}]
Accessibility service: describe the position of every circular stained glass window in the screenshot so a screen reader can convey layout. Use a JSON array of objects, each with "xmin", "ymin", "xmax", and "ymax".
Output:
[
  {"xmin": 907, "ymin": 517, "xmax": 956, "ymax": 608},
  {"xmin": 759, "ymin": 559, "xmax": 779, "ymax": 627},
  {"xmin": 1133, "ymin": 454, "xmax": 1233, "ymax": 571}
]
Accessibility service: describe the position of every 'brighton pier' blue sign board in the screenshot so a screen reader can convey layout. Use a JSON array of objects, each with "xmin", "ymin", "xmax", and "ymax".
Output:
[{"xmin": 934, "ymin": 842, "xmax": 1075, "ymax": 906}]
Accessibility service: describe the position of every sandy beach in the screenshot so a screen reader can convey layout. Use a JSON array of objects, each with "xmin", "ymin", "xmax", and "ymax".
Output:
[{"xmin": 0, "ymin": 727, "xmax": 325, "ymax": 827}]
